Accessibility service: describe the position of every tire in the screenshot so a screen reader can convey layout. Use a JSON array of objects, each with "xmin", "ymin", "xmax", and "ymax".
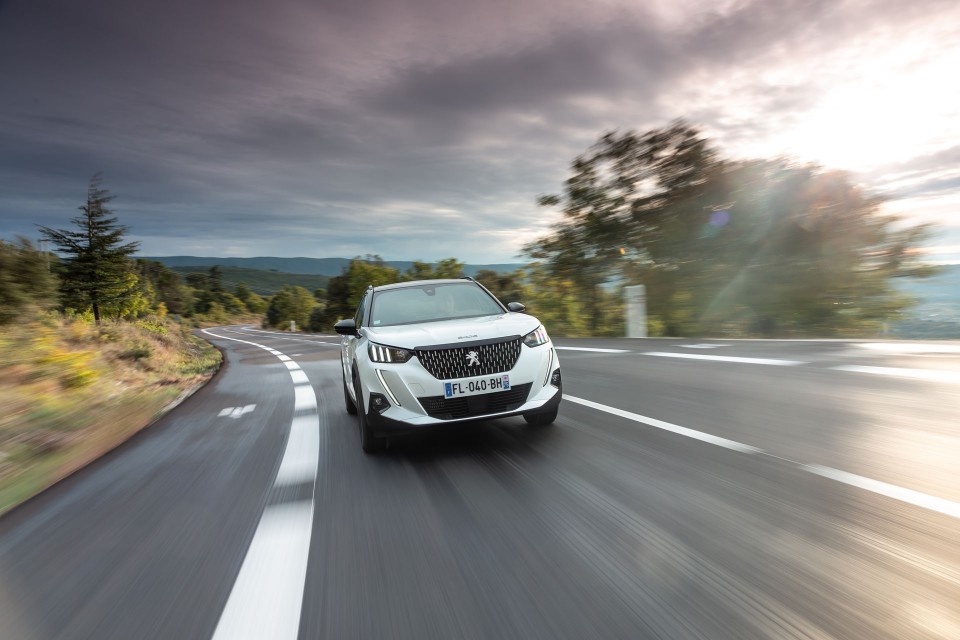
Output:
[
  {"xmin": 523, "ymin": 406, "xmax": 558, "ymax": 426},
  {"xmin": 343, "ymin": 374, "xmax": 357, "ymax": 415},
  {"xmin": 353, "ymin": 372, "xmax": 383, "ymax": 453}
]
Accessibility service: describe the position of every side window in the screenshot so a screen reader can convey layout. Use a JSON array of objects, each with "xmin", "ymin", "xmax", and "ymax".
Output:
[{"xmin": 353, "ymin": 293, "xmax": 367, "ymax": 328}]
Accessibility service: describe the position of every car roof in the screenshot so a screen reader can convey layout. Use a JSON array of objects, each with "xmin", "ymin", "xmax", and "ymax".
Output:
[{"xmin": 371, "ymin": 278, "xmax": 474, "ymax": 292}]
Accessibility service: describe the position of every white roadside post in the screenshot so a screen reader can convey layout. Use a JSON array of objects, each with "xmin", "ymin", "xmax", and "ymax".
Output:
[
  {"xmin": 290, "ymin": 320, "xmax": 296, "ymax": 332},
  {"xmin": 625, "ymin": 285, "xmax": 647, "ymax": 338}
]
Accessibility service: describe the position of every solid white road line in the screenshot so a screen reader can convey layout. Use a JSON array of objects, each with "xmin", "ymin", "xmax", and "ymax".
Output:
[
  {"xmin": 211, "ymin": 502, "xmax": 314, "ymax": 640},
  {"xmin": 564, "ymin": 393, "xmax": 960, "ymax": 521},
  {"xmin": 563, "ymin": 394, "xmax": 762, "ymax": 454},
  {"xmin": 832, "ymin": 365, "xmax": 960, "ymax": 384},
  {"xmin": 802, "ymin": 465, "xmax": 960, "ymax": 520},
  {"xmin": 554, "ymin": 346, "xmax": 631, "ymax": 353},
  {"xmin": 643, "ymin": 352, "xmax": 805, "ymax": 366},
  {"xmin": 856, "ymin": 342, "xmax": 960, "ymax": 354}
]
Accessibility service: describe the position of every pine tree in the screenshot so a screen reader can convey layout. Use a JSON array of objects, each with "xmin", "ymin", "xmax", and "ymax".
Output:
[{"xmin": 38, "ymin": 174, "xmax": 140, "ymax": 323}]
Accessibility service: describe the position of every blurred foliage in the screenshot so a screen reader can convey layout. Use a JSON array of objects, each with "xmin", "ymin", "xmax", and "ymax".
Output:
[
  {"xmin": 0, "ymin": 313, "xmax": 221, "ymax": 514},
  {"xmin": 0, "ymin": 237, "xmax": 59, "ymax": 324},
  {"xmin": 264, "ymin": 285, "xmax": 318, "ymax": 330},
  {"xmin": 526, "ymin": 120, "xmax": 938, "ymax": 337},
  {"xmin": 315, "ymin": 256, "xmax": 467, "ymax": 329}
]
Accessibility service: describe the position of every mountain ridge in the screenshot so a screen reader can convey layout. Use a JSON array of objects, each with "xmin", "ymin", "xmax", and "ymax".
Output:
[{"xmin": 142, "ymin": 256, "xmax": 527, "ymax": 278}]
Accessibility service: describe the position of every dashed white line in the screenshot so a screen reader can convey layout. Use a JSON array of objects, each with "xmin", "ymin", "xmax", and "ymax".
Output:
[
  {"xmin": 643, "ymin": 352, "xmax": 804, "ymax": 366},
  {"xmin": 289, "ymin": 369, "xmax": 309, "ymax": 385},
  {"xmin": 564, "ymin": 393, "xmax": 960, "ymax": 521},
  {"xmin": 275, "ymin": 414, "xmax": 321, "ymax": 487},
  {"xmin": 293, "ymin": 384, "xmax": 317, "ymax": 411},
  {"xmin": 563, "ymin": 394, "xmax": 762, "ymax": 454},
  {"xmin": 832, "ymin": 365, "xmax": 960, "ymax": 384},
  {"xmin": 802, "ymin": 465, "xmax": 960, "ymax": 520},
  {"xmin": 211, "ymin": 502, "xmax": 314, "ymax": 640},
  {"xmin": 201, "ymin": 328, "xmax": 321, "ymax": 640}
]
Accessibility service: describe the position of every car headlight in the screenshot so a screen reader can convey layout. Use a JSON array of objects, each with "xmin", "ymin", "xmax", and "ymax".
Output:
[
  {"xmin": 368, "ymin": 342, "xmax": 413, "ymax": 363},
  {"xmin": 522, "ymin": 325, "xmax": 550, "ymax": 348}
]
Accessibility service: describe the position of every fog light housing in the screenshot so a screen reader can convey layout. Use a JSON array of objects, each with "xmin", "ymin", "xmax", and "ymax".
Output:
[
  {"xmin": 550, "ymin": 369, "xmax": 561, "ymax": 388},
  {"xmin": 370, "ymin": 392, "xmax": 390, "ymax": 414}
]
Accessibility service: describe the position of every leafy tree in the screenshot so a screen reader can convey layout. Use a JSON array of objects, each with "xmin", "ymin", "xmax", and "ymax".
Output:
[
  {"xmin": 475, "ymin": 268, "xmax": 527, "ymax": 305},
  {"xmin": 38, "ymin": 175, "xmax": 140, "ymax": 323},
  {"xmin": 432, "ymin": 258, "xmax": 465, "ymax": 279},
  {"xmin": 134, "ymin": 259, "xmax": 191, "ymax": 315},
  {"xmin": 0, "ymin": 237, "xmax": 59, "ymax": 324},
  {"xmin": 529, "ymin": 121, "xmax": 935, "ymax": 337},
  {"xmin": 264, "ymin": 285, "xmax": 317, "ymax": 329}
]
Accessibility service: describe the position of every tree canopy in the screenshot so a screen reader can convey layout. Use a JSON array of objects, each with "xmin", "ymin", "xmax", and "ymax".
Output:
[
  {"xmin": 38, "ymin": 175, "xmax": 141, "ymax": 323},
  {"xmin": 527, "ymin": 121, "xmax": 935, "ymax": 337}
]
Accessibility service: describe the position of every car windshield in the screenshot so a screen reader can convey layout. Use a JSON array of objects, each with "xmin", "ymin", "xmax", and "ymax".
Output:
[{"xmin": 370, "ymin": 283, "xmax": 504, "ymax": 327}]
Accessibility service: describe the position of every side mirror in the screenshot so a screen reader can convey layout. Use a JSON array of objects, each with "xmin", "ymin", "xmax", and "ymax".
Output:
[
  {"xmin": 506, "ymin": 302, "xmax": 526, "ymax": 313},
  {"xmin": 334, "ymin": 319, "xmax": 358, "ymax": 336}
]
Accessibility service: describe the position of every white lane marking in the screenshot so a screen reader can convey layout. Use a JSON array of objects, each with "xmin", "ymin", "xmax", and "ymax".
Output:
[
  {"xmin": 833, "ymin": 365, "xmax": 960, "ymax": 384},
  {"xmin": 293, "ymin": 384, "xmax": 317, "ymax": 411},
  {"xmin": 857, "ymin": 342, "xmax": 960, "ymax": 354},
  {"xmin": 211, "ymin": 502, "xmax": 314, "ymax": 640},
  {"xmin": 277, "ymin": 355, "xmax": 292, "ymax": 361},
  {"xmin": 565, "ymin": 394, "xmax": 960, "ymax": 520},
  {"xmin": 218, "ymin": 405, "xmax": 256, "ymax": 418},
  {"xmin": 554, "ymin": 346, "xmax": 630, "ymax": 353},
  {"xmin": 274, "ymin": 415, "xmax": 320, "ymax": 487},
  {"xmin": 681, "ymin": 343, "xmax": 730, "ymax": 349},
  {"xmin": 201, "ymin": 329, "xmax": 321, "ymax": 638},
  {"xmin": 283, "ymin": 360, "xmax": 300, "ymax": 371},
  {"xmin": 563, "ymin": 395, "xmax": 762, "ymax": 454},
  {"xmin": 289, "ymin": 369, "xmax": 309, "ymax": 385},
  {"xmin": 802, "ymin": 465, "xmax": 960, "ymax": 520},
  {"xmin": 643, "ymin": 352, "xmax": 804, "ymax": 366}
]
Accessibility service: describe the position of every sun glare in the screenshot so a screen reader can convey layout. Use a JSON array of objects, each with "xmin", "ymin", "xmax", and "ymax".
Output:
[{"xmin": 779, "ymin": 42, "xmax": 960, "ymax": 171}]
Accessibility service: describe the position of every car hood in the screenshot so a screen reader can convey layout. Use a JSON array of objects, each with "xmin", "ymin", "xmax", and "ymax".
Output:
[{"xmin": 364, "ymin": 313, "xmax": 541, "ymax": 350}]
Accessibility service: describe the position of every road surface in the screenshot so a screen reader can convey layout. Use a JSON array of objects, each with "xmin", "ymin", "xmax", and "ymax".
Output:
[{"xmin": 1, "ymin": 327, "xmax": 958, "ymax": 639}]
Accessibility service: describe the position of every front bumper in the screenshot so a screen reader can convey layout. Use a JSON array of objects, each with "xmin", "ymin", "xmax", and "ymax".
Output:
[{"xmin": 359, "ymin": 344, "xmax": 561, "ymax": 433}]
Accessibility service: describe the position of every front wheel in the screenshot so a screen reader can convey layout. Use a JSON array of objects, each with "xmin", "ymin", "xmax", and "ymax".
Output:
[{"xmin": 523, "ymin": 406, "xmax": 558, "ymax": 426}]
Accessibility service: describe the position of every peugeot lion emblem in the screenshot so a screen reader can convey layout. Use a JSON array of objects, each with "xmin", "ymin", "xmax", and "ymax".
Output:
[{"xmin": 466, "ymin": 350, "xmax": 480, "ymax": 367}]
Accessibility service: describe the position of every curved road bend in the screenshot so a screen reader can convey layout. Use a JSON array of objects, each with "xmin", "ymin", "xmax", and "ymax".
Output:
[{"xmin": 1, "ymin": 327, "xmax": 958, "ymax": 639}]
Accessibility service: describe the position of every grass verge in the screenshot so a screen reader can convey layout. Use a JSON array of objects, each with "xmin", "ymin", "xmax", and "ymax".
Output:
[{"xmin": 0, "ymin": 313, "xmax": 221, "ymax": 516}]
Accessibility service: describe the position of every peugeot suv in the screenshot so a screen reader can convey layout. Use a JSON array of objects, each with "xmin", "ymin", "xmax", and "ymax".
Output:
[{"xmin": 334, "ymin": 278, "xmax": 562, "ymax": 452}]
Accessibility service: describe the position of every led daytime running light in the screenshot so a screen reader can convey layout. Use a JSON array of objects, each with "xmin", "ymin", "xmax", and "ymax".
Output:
[
  {"xmin": 368, "ymin": 343, "xmax": 412, "ymax": 363},
  {"xmin": 523, "ymin": 325, "xmax": 550, "ymax": 347}
]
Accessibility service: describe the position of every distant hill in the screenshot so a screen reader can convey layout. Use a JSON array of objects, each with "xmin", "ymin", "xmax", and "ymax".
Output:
[
  {"xmin": 167, "ymin": 266, "xmax": 329, "ymax": 296},
  {"xmin": 892, "ymin": 264, "xmax": 960, "ymax": 338},
  {"xmin": 144, "ymin": 256, "xmax": 527, "ymax": 278}
]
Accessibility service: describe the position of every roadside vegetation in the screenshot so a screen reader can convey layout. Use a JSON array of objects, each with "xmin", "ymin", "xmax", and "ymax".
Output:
[
  {"xmin": 0, "ymin": 119, "xmax": 945, "ymax": 509},
  {"xmin": 0, "ymin": 313, "xmax": 219, "ymax": 514},
  {"xmin": 0, "ymin": 177, "xmax": 251, "ymax": 514}
]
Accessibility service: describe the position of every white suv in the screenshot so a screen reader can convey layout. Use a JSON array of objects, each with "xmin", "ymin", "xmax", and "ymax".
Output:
[{"xmin": 334, "ymin": 278, "xmax": 562, "ymax": 452}]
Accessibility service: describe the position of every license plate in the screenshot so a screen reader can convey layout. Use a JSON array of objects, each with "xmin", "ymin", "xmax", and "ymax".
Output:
[{"xmin": 444, "ymin": 375, "xmax": 510, "ymax": 399}]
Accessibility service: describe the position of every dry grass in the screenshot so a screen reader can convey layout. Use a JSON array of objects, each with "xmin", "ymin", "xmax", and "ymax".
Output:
[{"xmin": 0, "ymin": 313, "xmax": 221, "ymax": 514}]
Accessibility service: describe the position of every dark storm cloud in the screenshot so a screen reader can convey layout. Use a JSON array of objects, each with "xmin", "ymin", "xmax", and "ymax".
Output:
[{"xmin": 1, "ymin": 0, "xmax": 958, "ymax": 261}]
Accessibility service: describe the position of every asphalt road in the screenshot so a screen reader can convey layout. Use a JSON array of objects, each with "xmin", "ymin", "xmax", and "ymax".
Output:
[{"xmin": 1, "ymin": 327, "xmax": 958, "ymax": 639}]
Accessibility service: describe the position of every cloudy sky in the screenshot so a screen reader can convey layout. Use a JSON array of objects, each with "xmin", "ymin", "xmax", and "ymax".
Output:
[{"xmin": 1, "ymin": 0, "xmax": 958, "ymax": 264}]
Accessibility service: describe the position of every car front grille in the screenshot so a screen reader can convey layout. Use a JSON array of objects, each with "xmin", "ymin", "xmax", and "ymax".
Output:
[
  {"xmin": 416, "ymin": 337, "xmax": 521, "ymax": 380},
  {"xmin": 418, "ymin": 383, "xmax": 533, "ymax": 420}
]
